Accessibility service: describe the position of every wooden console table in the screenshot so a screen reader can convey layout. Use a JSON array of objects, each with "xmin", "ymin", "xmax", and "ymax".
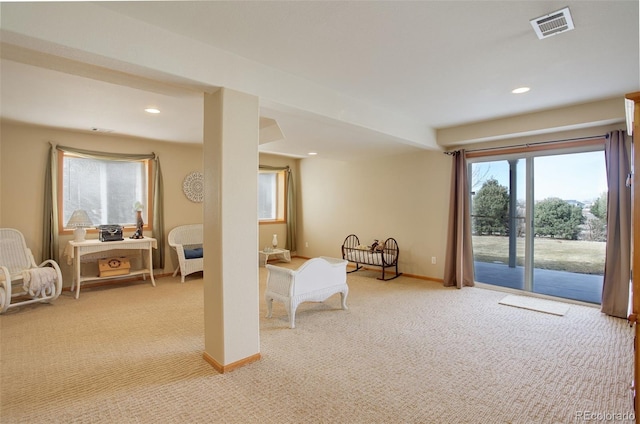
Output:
[{"xmin": 64, "ymin": 238, "xmax": 157, "ymax": 299}]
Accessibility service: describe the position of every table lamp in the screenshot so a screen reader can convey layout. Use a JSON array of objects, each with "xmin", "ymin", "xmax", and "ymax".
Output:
[{"xmin": 67, "ymin": 209, "xmax": 93, "ymax": 242}]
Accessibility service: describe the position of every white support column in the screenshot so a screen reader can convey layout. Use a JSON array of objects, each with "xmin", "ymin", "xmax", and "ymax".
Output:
[{"xmin": 202, "ymin": 88, "xmax": 260, "ymax": 372}]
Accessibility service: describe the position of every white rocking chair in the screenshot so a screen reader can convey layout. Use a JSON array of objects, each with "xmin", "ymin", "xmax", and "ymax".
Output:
[{"xmin": 0, "ymin": 228, "xmax": 63, "ymax": 313}]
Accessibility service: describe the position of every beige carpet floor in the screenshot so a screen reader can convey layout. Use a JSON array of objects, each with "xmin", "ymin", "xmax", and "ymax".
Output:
[{"xmin": 0, "ymin": 258, "xmax": 634, "ymax": 423}]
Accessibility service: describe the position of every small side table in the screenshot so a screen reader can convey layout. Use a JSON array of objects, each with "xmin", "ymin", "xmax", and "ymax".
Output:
[{"xmin": 259, "ymin": 248, "xmax": 291, "ymax": 266}]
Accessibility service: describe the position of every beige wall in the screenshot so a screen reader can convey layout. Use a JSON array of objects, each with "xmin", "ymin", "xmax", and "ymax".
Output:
[
  {"xmin": 0, "ymin": 121, "xmax": 203, "ymax": 283},
  {"xmin": 295, "ymin": 122, "xmax": 627, "ymax": 282},
  {"xmin": 0, "ymin": 121, "xmax": 302, "ymax": 286},
  {"xmin": 297, "ymin": 151, "xmax": 452, "ymax": 280},
  {"xmin": 441, "ymin": 122, "xmax": 627, "ymax": 152},
  {"xmin": 437, "ymin": 98, "xmax": 625, "ymax": 146},
  {"xmin": 1, "ymin": 119, "xmax": 626, "ymax": 286}
]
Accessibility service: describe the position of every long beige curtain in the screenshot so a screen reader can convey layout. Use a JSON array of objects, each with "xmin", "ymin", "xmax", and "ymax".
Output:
[
  {"xmin": 258, "ymin": 165, "xmax": 297, "ymax": 252},
  {"xmin": 43, "ymin": 144, "xmax": 165, "ymax": 269},
  {"xmin": 601, "ymin": 131, "xmax": 631, "ymax": 318},
  {"xmin": 43, "ymin": 144, "xmax": 60, "ymax": 263},
  {"xmin": 443, "ymin": 150, "xmax": 475, "ymax": 288},
  {"xmin": 285, "ymin": 168, "xmax": 297, "ymax": 252}
]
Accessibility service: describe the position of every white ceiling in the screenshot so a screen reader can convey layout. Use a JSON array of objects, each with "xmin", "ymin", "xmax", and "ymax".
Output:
[{"xmin": 1, "ymin": 1, "xmax": 638, "ymax": 161}]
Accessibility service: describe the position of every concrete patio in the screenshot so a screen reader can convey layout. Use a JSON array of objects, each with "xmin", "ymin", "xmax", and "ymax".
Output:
[{"xmin": 474, "ymin": 261, "xmax": 603, "ymax": 304}]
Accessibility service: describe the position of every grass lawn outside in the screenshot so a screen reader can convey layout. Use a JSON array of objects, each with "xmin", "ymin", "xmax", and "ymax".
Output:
[{"xmin": 472, "ymin": 235, "xmax": 606, "ymax": 275}]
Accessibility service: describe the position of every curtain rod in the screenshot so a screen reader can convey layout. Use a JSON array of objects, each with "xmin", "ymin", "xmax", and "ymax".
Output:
[
  {"xmin": 259, "ymin": 165, "xmax": 290, "ymax": 170},
  {"xmin": 443, "ymin": 134, "xmax": 609, "ymax": 155}
]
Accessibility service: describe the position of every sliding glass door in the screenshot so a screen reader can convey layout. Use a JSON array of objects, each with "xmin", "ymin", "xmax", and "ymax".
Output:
[
  {"xmin": 470, "ymin": 147, "xmax": 607, "ymax": 304},
  {"xmin": 471, "ymin": 158, "xmax": 526, "ymax": 291}
]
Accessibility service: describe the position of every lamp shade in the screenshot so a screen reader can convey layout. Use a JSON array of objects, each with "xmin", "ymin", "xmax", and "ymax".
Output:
[
  {"xmin": 67, "ymin": 210, "xmax": 93, "ymax": 242},
  {"xmin": 67, "ymin": 210, "xmax": 93, "ymax": 228}
]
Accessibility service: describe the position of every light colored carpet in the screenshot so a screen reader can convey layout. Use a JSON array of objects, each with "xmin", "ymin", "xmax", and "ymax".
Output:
[
  {"xmin": 0, "ymin": 259, "xmax": 634, "ymax": 423},
  {"xmin": 499, "ymin": 294, "xmax": 571, "ymax": 316}
]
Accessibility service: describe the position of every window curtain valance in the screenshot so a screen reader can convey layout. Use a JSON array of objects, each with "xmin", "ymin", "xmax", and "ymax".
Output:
[
  {"xmin": 43, "ymin": 144, "xmax": 165, "ymax": 269},
  {"xmin": 259, "ymin": 165, "xmax": 297, "ymax": 252},
  {"xmin": 54, "ymin": 145, "xmax": 158, "ymax": 162}
]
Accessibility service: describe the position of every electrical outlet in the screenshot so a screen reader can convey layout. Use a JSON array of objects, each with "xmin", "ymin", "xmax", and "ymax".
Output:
[
  {"xmin": 305, "ymin": 242, "xmax": 309, "ymax": 248},
  {"xmin": 431, "ymin": 256, "xmax": 436, "ymax": 264}
]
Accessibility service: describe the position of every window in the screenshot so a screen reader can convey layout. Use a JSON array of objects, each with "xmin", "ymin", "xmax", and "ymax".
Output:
[
  {"xmin": 58, "ymin": 151, "xmax": 152, "ymax": 232},
  {"xmin": 258, "ymin": 169, "xmax": 286, "ymax": 223},
  {"xmin": 468, "ymin": 139, "xmax": 607, "ymax": 304}
]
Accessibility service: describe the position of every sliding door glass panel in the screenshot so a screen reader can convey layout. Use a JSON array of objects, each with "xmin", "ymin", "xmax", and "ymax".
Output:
[
  {"xmin": 531, "ymin": 152, "xmax": 606, "ymax": 303},
  {"xmin": 471, "ymin": 159, "xmax": 526, "ymax": 290}
]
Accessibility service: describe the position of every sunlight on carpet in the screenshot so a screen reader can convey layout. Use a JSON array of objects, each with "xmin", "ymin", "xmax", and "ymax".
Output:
[{"xmin": 499, "ymin": 294, "xmax": 570, "ymax": 316}]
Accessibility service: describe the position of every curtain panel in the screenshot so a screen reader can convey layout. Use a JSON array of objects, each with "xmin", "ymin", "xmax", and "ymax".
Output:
[
  {"xmin": 43, "ymin": 145, "xmax": 59, "ymax": 263},
  {"xmin": 44, "ymin": 144, "xmax": 165, "ymax": 269},
  {"xmin": 601, "ymin": 131, "xmax": 632, "ymax": 318},
  {"xmin": 258, "ymin": 165, "xmax": 297, "ymax": 252},
  {"xmin": 443, "ymin": 150, "xmax": 475, "ymax": 288}
]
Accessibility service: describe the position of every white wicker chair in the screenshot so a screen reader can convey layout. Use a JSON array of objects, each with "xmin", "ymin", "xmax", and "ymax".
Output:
[
  {"xmin": 265, "ymin": 257, "xmax": 348, "ymax": 328},
  {"xmin": 168, "ymin": 224, "xmax": 203, "ymax": 283},
  {"xmin": 0, "ymin": 228, "xmax": 63, "ymax": 313}
]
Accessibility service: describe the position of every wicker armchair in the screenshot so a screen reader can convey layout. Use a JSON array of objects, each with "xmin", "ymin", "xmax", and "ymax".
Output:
[
  {"xmin": 0, "ymin": 228, "xmax": 63, "ymax": 313},
  {"xmin": 168, "ymin": 224, "xmax": 203, "ymax": 283}
]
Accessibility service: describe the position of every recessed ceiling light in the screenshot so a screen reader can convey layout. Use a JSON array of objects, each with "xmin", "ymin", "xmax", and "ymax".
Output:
[
  {"xmin": 512, "ymin": 87, "xmax": 530, "ymax": 94},
  {"xmin": 145, "ymin": 108, "xmax": 160, "ymax": 114},
  {"xmin": 308, "ymin": 152, "xmax": 318, "ymax": 156}
]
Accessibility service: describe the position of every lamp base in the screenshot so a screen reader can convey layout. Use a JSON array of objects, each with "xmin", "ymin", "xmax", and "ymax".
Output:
[{"xmin": 73, "ymin": 227, "xmax": 87, "ymax": 242}]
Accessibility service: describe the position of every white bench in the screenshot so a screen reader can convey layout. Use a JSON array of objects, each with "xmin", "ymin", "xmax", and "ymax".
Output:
[{"xmin": 265, "ymin": 256, "xmax": 348, "ymax": 328}]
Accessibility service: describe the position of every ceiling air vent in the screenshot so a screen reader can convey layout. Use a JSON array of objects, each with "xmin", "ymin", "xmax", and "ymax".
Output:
[{"xmin": 530, "ymin": 7, "xmax": 574, "ymax": 39}]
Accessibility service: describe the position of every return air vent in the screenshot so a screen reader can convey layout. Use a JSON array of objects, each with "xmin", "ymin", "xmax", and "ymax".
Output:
[{"xmin": 530, "ymin": 7, "xmax": 574, "ymax": 39}]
